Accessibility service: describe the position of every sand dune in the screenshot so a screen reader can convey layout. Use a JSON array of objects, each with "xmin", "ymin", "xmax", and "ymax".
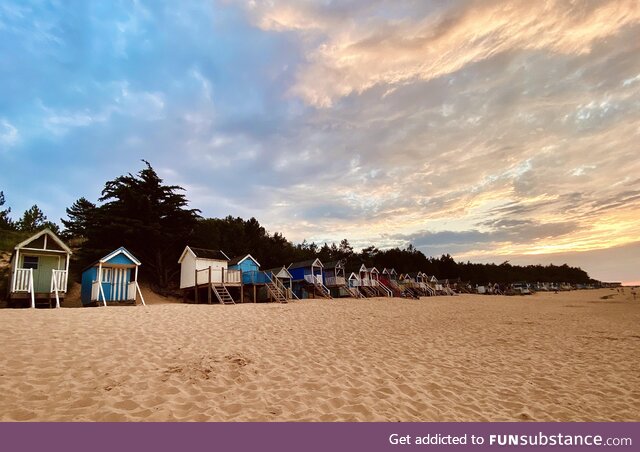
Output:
[{"xmin": 0, "ymin": 289, "xmax": 638, "ymax": 421}]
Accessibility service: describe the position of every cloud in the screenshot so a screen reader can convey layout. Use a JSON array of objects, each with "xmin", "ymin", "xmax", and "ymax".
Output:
[
  {"xmin": 0, "ymin": 119, "xmax": 19, "ymax": 148},
  {"xmin": 240, "ymin": 0, "xmax": 640, "ymax": 107}
]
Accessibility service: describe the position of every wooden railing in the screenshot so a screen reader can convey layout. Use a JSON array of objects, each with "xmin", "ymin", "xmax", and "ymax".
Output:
[
  {"xmin": 271, "ymin": 274, "xmax": 294, "ymax": 299},
  {"xmin": 12, "ymin": 268, "xmax": 32, "ymax": 292},
  {"xmin": 195, "ymin": 268, "xmax": 242, "ymax": 285},
  {"xmin": 304, "ymin": 274, "xmax": 323, "ymax": 285},
  {"xmin": 325, "ymin": 276, "xmax": 346, "ymax": 287},
  {"xmin": 243, "ymin": 271, "xmax": 270, "ymax": 285},
  {"xmin": 50, "ymin": 269, "xmax": 68, "ymax": 293}
]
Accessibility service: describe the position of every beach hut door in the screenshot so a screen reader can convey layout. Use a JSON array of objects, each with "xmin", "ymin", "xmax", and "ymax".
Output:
[
  {"xmin": 23, "ymin": 255, "xmax": 58, "ymax": 293},
  {"xmin": 101, "ymin": 268, "xmax": 130, "ymax": 301}
]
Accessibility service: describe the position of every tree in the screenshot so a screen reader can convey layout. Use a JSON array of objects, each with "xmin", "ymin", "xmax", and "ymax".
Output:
[
  {"xmin": 0, "ymin": 191, "xmax": 14, "ymax": 230},
  {"xmin": 338, "ymin": 239, "xmax": 354, "ymax": 260},
  {"xmin": 61, "ymin": 197, "xmax": 97, "ymax": 239},
  {"xmin": 16, "ymin": 205, "xmax": 58, "ymax": 233},
  {"xmin": 80, "ymin": 160, "xmax": 201, "ymax": 287}
]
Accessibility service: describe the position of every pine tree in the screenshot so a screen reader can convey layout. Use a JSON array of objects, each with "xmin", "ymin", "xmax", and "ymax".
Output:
[
  {"xmin": 16, "ymin": 205, "xmax": 58, "ymax": 233},
  {"xmin": 0, "ymin": 191, "xmax": 14, "ymax": 230},
  {"xmin": 61, "ymin": 197, "xmax": 97, "ymax": 239},
  {"xmin": 84, "ymin": 160, "xmax": 201, "ymax": 287}
]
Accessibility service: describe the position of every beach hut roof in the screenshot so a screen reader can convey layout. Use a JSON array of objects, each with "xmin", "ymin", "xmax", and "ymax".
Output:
[
  {"xmin": 288, "ymin": 258, "xmax": 323, "ymax": 269},
  {"xmin": 13, "ymin": 228, "xmax": 72, "ymax": 254},
  {"xmin": 366, "ymin": 267, "xmax": 379, "ymax": 274},
  {"xmin": 266, "ymin": 266, "xmax": 293, "ymax": 279},
  {"xmin": 323, "ymin": 260, "xmax": 344, "ymax": 269},
  {"xmin": 348, "ymin": 272, "xmax": 359, "ymax": 280},
  {"xmin": 229, "ymin": 253, "xmax": 260, "ymax": 267},
  {"xmin": 99, "ymin": 247, "xmax": 141, "ymax": 266},
  {"xmin": 178, "ymin": 246, "xmax": 229, "ymax": 264},
  {"xmin": 82, "ymin": 246, "xmax": 141, "ymax": 272},
  {"xmin": 358, "ymin": 264, "xmax": 368, "ymax": 272}
]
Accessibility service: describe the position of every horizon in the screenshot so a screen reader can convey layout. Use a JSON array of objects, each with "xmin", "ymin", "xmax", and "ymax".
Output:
[{"xmin": 1, "ymin": 1, "xmax": 639, "ymax": 285}]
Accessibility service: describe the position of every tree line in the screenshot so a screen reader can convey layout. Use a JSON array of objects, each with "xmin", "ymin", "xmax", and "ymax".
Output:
[{"xmin": 0, "ymin": 162, "xmax": 594, "ymax": 289}]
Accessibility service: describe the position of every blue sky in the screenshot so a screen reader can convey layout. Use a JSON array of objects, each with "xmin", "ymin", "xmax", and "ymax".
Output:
[{"xmin": 1, "ymin": 0, "xmax": 639, "ymax": 283}]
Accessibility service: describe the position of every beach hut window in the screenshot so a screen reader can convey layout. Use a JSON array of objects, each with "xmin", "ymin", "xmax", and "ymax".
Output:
[{"xmin": 23, "ymin": 256, "xmax": 39, "ymax": 270}]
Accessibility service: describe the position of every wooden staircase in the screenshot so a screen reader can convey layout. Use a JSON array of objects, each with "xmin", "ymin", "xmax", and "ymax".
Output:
[
  {"xmin": 266, "ymin": 281, "xmax": 288, "ymax": 303},
  {"xmin": 345, "ymin": 285, "xmax": 362, "ymax": 298},
  {"xmin": 374, "ymin": 283, "xmax": 392, "ymax": 297},
  {"xmin": 359, "ymin": 285, "xmax": 377, "ymax": 297},
  {"xmin": 311, "ymin": 282, "xmax": 332, "ymax": 299},
  {"xmin": 213, "ymin": 285, "xmax": 235, "ymax": 305},
  {"xmin": 385, "ymin": 281, "xmax": 403, "ymax": 297}
]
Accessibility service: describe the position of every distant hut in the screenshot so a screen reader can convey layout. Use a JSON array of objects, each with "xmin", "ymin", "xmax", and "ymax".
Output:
[
  {"xmin": 367, "ymin": 267, "xmax": 391, "ymax": 297},
  {"xmin": 380, "ymin": 268, "xmax": 402, "ymax": 297},
  {"xmin": 323, "ymin": 260, "xmax": 358, "ymax": 298},
  {"xmin": 229, "ymin": 254, "xmax": 261, "ymax": 283},
  {"xmin": 288, "ymin": 258, "xmax": 331, "ymax": 299},
  {"xmin": 355, "ymin": 264, "xmax": 377, "ymax": 297},
  {"xmin": 347, "ymin": 272, "xmax": 365, "ymax": 297},
  {"xmin": 177, "ymin": 246, "xmax": 242, "ymax": 304},
  {"xmin": 7, "ymin": 228, "xmax": 71, "ymax": 308},
  {"xmin": 266, "ymin": 266, "xmax": 297, "ymax": 300},
  {"xmin": 81, "ymin": 247, "xmax": 145, "ymax": 306},
  {"xmin": 229, "ymin": 254, "xmax": 287, "ymax": 303}
]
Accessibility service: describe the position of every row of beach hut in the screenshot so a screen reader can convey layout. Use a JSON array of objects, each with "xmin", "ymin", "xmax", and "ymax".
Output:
[
  {"xmin": 5, "ymin": 228, "xmax": 145, "ymax": 308},
  {"xmin": 4, "ymin": 229, "xmax": 455, "ymax": 308}
]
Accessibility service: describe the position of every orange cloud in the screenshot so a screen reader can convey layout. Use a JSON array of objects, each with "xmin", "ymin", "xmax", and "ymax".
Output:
[{"xmin": 241, "ymin": 0, "xmax": 640, "ymax": 106}]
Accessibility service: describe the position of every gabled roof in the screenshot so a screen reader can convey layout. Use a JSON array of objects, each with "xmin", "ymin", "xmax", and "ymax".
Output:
[
  {"xmin": 358, "ymin": 264, "xmax": 368, "ymax": 272},
  {"xmin": 266, "ymin": 266, "xmax": 293, "ymax": 279},
  {"xmin": 348, "ymin": 272, "xmax": 360, "ymax": 280},
  {"xmin": 100, "ymin": 247, "xmax": 141, "ymax": 266},
  {"xmin": 288, "ymin": 258, "xmax": 323, "ymax": 269},
  {"xmin": 323, "ymin": 260, "xmax": 344, "ymax": 269},
  {"xmin": 366, "ymin": 267, "xmax": 379, "ymax": 274},
  {"xmin": 14, "ymin": 228, "xmax": 72, "ymax": 254},
  {"xmin": 178, "ymin": 246, "xmax": 230, "ymax": 264},
  {"xmin": 229, "ymin": 253, "xmax": 260, "ymax": 267},
  {"xmin": 83, "ymin": 247, "xmax": 141, "ymax": 272}
]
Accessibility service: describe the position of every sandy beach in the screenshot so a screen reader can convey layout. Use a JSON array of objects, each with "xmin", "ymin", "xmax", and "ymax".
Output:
[{"xmin": 0, "ymin": 288, "xmax": 638, "ymax": 422}]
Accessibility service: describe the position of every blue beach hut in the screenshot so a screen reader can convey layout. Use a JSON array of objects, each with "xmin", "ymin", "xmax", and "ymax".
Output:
[
  {"xmin": 81, "ymin": 247, "xmax": 145, "ymax": 306},
  {"xmin": 288, "ymin": 258, "xmax": 331, "ymax": 299},
  {"xmin": 229, "ymin": 254, "xmax": 288, "ymax": 303},
  {"xmin": 229, "ymin": 254, "xmax": 265, "ymax": 284}
]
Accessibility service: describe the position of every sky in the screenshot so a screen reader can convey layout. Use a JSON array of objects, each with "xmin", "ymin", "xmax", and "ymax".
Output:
[{"xmin": 0, "ymin": 0, "xmax": 639, "ymax": 284}]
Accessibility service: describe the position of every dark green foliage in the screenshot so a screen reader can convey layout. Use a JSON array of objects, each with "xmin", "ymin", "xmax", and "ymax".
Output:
[
  {"xmin": 65, "ymin": 161, "xmax": 200, "ymax": 287},
  {"xmin": 15, "ymin": 204, "xmax": 59, "ymax": 233},
  {"xmin": 191, "ymin": 217, "xmax": 593, "ymax": 284},
  {"xmin": 0, "ymin": 191, "xmax": 14, "ymax": 231},
  {"xmin": 61, "ymin": 197, "xmax": 96, "ymax": 240},
  {"xmin": 192, "ymin": 216, "xmax": 305, "ymax": 269}
]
